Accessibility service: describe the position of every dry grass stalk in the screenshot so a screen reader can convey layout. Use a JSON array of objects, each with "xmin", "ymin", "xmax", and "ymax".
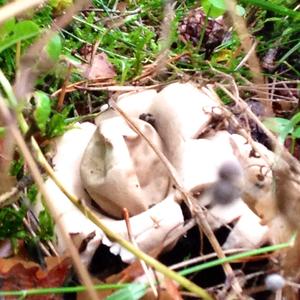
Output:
[
  {"xmin": 224, "ymin": 0, "xmax": 272, "ymax": 116},
  {"xmin": 155, "ymin": 1, "xmax": 175, "ymax": 71},
  {"xmin": 57, "ymin": 64, "xmax": 73, "ymax": 111},
  {"xmin": 12, "ymin": 203, "xmax": 53, "ymax": 257}
]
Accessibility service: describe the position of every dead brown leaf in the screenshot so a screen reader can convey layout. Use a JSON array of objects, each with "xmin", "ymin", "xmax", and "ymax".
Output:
[
  {"xmin": 0, "ymin": 257, "xmax": 72, "ymax": 300},
  {"xmin": 107, "ymin": 260, "xmax": 145, "ymax": 283},
  {"xmin": 78, "ymin": 261, "xmax": 145, "ymax": 299},
  {"xmin": 81, "ymin": 53, "xmax": 116, "ymax": 80}
]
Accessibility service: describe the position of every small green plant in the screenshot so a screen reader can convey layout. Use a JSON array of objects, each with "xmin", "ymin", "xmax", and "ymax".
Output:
[
  {"xmin": 38, "ymin": 209, "xmax": 55, "ymax": 242},
  {"xmin": 46, "ymin": 105, "xmax": 73, "ymax": 137},
  {"xmin": 202, "ymin": 0, "xmax": 245, "ymax": 18},
  {"xmin": 33, "ymin": 91, "xmax": 51, "ymax": 135},
  {"xmin": 0, "ymin": 205, "xmax": 28, "ymax": 240},
  {"xmin": 264, "ymin": 112, "xmax": 300, "ymax": 152},
  {"xmin": 0, "ymin": 18, "xmax": 40, "ymax": 78},
  {"xmin": 240, "ymin": 0, "xmax": 300, "ymax": 18},
  {"xmin": 0, "ymin": 18, "xmax": 40, "ymax": 54}
]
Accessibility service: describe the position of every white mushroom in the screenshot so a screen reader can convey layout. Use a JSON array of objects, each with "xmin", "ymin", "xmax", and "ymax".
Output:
[
  {"xmin": 95, "ymin": 89, "xmax": 157, "ymax": 124},
  {"xmin": 37, "ymin": 82, "xmax": 277, "ymax": 266},
  {"xmin": 39, "ymin": 122, "xmax": 182, "ymax": 265}
]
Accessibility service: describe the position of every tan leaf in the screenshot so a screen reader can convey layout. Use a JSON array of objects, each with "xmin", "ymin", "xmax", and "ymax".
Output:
[{"xmin": 81, "ymin": 53, "xmax": 116, "ymax": 80}]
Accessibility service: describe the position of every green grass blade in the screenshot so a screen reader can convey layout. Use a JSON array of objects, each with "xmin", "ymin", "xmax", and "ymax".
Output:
[
  {"xmin": 179, "ymin": 235, "xmax": 295, "ymax": 276},
  {"xmin": 277, "ymin": 40, "xmax": 300, "ymax": 65},
  {"xmin": 0, "ymin": 20, "xmax": 40, "ymax": 53},
  {"xmin": 240, "ymin": 0, "xmax": 300, "ymax": 18},
  {"xmin": 0, "ymin": 283, "xmax": 131, "ymax": 297},
  {"xmin": 106, "ymin": 283, "xmax": 147, "ymax": 300}
]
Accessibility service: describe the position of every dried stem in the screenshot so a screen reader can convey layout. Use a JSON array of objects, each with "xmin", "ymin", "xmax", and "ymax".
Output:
[
  {"xmin": 57, "ymin": 64, "xmax": 73, "ymax": 111},
  {"xmin": 170, "ymin": 248, "xmax": 250, "ymax": 271},
  {"xmin": 12, "ymin": 204, "xmax": 52, "ymax": 257}
]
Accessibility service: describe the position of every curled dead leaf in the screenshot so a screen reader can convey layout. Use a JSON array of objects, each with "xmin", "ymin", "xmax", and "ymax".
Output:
[{"xmin": 0, "ymin": 257, "xmax": 71, "ymax": 300}]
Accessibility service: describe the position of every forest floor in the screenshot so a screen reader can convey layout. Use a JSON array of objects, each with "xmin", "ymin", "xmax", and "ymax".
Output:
[{"xmin": 0, "ymin": 0, "xmax": 300, "ymax": 299}]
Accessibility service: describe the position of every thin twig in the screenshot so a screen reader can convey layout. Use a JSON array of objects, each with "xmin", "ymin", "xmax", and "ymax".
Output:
[
  {"xmin": 234, "ymin": 41, "xmax": 258, "ymax": 71},
  {"xmin": 240, "ymin": 80, "xmax": 300, "ymax": 87},
  {"xmin": 239, "ymin": 85, "xmax": 300, "ymax": 92},
  {"xmin": 162, "ymin": 219, "xmax": 196, "ymax": 250},
  {"xmin": 57, "ymin": 63, "xmax": 73, "ymax": 111},
  {"xmin": 51, "ymin": 82, "xmax": 163, "ymax": 97},
  {"xmin": 0, "ymin": 174, "xmax": 55, "ymax": 256},
  {"xmin": 192, "ymin": 204, "xmax": 244, "ymax": 297},
  {"xmin": 0, "ymin": 186, "xmax": 19, "ymax": 207},
  {"xmin": 170, "ymin": 248, "xmax": 250, "ymax": 271},
  {"xmin": 251, "ymin": 97, "xmax": 297, "ymax": 103}
]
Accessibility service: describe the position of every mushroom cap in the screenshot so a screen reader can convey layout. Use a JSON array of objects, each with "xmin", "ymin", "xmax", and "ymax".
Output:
[{"xmin": 80, "ymin": 117, "xmax": 170, "ymax": 219}]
